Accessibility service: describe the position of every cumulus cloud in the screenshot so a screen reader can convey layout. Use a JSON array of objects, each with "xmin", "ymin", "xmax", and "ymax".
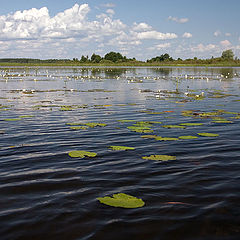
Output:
[
  {"xmin": 101, "ymin": 3, "xmax": 116, "ymax": 8},
  {"xmin": 0, "ymin": 4, "xmax": 179, "ymax": 58},
  {"xmin": 182, "ymin": 32, "xmax": 192, "ymax": 38},
  {"xmin": 220, "ymin": 40, "xmax": 231, "ymax": 47},
  {"xmin": 191, "ymin": 43, "xmax": 216, "ymax": 52},
  {"xmin": 136, "ymin": 31, "xmax": 177, "ymax": 40},
  {"xmin": 214, "ymin": 30, "xmax": 221, "ymax": 37},
  {"xmin": 132, "ymin": 22, "xmax": 152, "ymax": 32},
  {"xmin": 168, "ymin": 16, "xmax": 189, "ymax": 23}
]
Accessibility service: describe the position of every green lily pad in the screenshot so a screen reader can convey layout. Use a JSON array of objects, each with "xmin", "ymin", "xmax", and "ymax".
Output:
[
  {"xmin": 179, "ymin": 123, "xmax": 203, "ymax": 126},
  {"xmin": 68, "ymin": 150, "xmax": 97, "ymax": 158},
  {"xmin": 19, "ymin": 115, "xmax": 34, "ymax": 118},
  {"xmin": 97, "ymin": 193, "xmax": 145, "ymax": 208},
  {"xmin": 70, "ymin": 126, "xmax": 88, "ymax": 130},
  {"xmin": 197, "ymin": 133, "xmax": 219, "ymax": 137},
  {"xmin": 60, "ymin": 107, "xmax": 74, "ymax": 111},
  {"xmin": 162, "ymin": 125, "xmax": 186, "ymax": 129},
  {"xmin": 3, "ymin": 118, "xmax": 22, "ymax": 121},
  {"xmin": 142, "ymin": 154, "xmax": 176, "ymax": 161},
  {"xmin": 178, "ymin": 135, "xmax": 198, "ymax": 140},
  {"xmin": 85, "ymin": 123, "xmax": 107, "ymax": 128},
  {"xmin": 66, "ymin": 122, "xmax": 84, "ymax": 126},
  {"xmin": 109, "ymin": 146, "xmax": 135, "ymax": 151},
  {"xmin": 141, "ymin": 135, "xmax": 157, "ymax": 139},
  {"xmin": 155, "ymin": 137, "xmax": 179, "ymax": 141}
]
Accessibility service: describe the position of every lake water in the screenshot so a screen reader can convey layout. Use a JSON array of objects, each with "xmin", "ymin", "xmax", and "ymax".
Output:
[{"xmin": 0, "ymin": 66, "xmax": 240, "ymax": 240}]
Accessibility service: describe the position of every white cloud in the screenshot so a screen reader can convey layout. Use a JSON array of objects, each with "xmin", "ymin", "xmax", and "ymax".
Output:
[
  {"xmin": 106, "ymin": 9, "xmax": 115, "ymax": 16},
  {"xmin": 101, "ymin": 3, "xmax": 115, "ymax": 8},
  {"xmin": 136, "ymin": 31, "xmax": 177, "ymax": 40},
  {"xmin": 220, "ymin": 40, "xmax": 231, "ymax": 47},
  {"xmin": 214, "ymin": 30, "xmax": 221, "ymax": 37},
  {"xmin": 168, "ymin": 16, "xmax": 189, "ymax": 23},
  {"xmin": 191, "ymin": 43, "xmax": 216, "ymax": 52},
  {"xmin": 132, "ymin": 22, "xmax": 152, "ymax": 32},
  {"xmin": 182, "ymin": 32, "xmax": 192, "ymax": 38},
  {"xmin": 225, "ymin": 33, "xmax": 231, "ymax": 36},
  {"xmin": 0, "ymin": 4, "xmax": 179, "ymax": 59},
  {"xmin": 155, "ymin": 43, "xmax": 171, "ymax": 49}
]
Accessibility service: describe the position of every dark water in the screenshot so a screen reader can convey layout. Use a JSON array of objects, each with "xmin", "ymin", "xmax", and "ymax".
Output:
[{"xmin": 0, "ymin": 66, "xmax": 240, "ymax": 240}]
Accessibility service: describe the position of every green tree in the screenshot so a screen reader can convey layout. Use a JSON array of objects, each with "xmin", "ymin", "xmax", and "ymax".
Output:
[
  {"xmin": 104, "ymin": 51, "xmax": 124, "ymax": 62},
  {"xmin": 221, "ymin": 49, "xmax": 234, "ymax": 60},
  {"xmin": 80, "ymin": 55, "xmax": 88, "ymax": 63},
  {"xmin": 91, "ymin": 53, "xmax": 102, "ymax": 63}
]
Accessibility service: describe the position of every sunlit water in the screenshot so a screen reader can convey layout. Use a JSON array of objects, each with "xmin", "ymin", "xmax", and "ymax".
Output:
[{"xmin": 0, "ymin": 66, "xmax": 239, "ymax": 240}]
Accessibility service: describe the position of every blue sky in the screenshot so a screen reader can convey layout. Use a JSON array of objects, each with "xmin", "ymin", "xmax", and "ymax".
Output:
[{"xmin": 0, "ymin": 0, "xmax": 240, "ymax": 60}]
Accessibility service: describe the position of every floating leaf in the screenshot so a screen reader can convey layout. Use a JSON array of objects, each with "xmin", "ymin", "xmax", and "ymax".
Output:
[
  {"xmin": 142, "ymin": 155, "xmax": 176, "ymax": 161},
  {"xmin": 19, "ymin": 115, "xmax": 34, "ymax": 118},
  {"xmin": 162, "ymin": 125, "xmax": 185, "ymax": 129},
  {"xmin": 155, "ymin": 136, "xmax": 179, "ymax": 141},
  {"xmin": 109, "ymin": 146, "xmax": 135, "ymax": 151},
  {"xmin": 66, "ymin": 122, "xmax": 84, "ymax": 126},
  {"xmin": 85, "ymin": 123, "xmax": 107, "ymax": 128},
  {"xmin": 178, "ymin": 135, "xmax": 198, "ymax": 140},
  {"xmin": 97, "ymin": 193, "xmax": 145, "ymax": 208},
  {"xmin": 60, "ymin": 106, "xmax": 74, "ymax": 111},
  {"xmin": 70, "ymin": 126, "xmax": 88, "ymax": 130},
  {"xmin": 141, "ymin": 135, "xmax": 157, "ymax": 139},
  {"xmin": 68, "ymin": 150, "xmax": 97, "ymax": 158},
  {"xmin": 179, "ymin": 123, "xmax": 203, "ymax": 126},
  {"xmin": 3, "ymin": 118, "xmax": 21, "ymax": 121},
  {"xmin": 197, "ymin": 133, "xmax": 219, "ymax": 137}
]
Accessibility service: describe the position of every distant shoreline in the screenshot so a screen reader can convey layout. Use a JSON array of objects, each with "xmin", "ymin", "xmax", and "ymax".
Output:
[{"xmin": 1, "ymin": 62, "xmax": 240, "ymax": 67}]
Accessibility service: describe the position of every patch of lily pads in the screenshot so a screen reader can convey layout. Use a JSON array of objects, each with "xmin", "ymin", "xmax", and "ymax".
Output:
[
  {"xmin": 97, "ymin": 193, "xmax": 145, "ymax": 208},
  {"xmin": 3, "ymin": 118, "xmax": 22, "ymax": 121},
  {"xmin": 68, "ymin": 150, "xmax": 97, "ymax": 158}
]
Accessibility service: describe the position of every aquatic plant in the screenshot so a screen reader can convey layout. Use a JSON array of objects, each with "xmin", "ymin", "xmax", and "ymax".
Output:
[
  {"xmin": 161, "ymin": 125, "xmax": 186, "ymax": 129},
  {"xmin": 178, "ymin": 135, "xmax": 198, "ymax": 140},
  {"xmin": 197, "ymin": 133, "xmax": 219, "ymax": 137},
  {"xmin": 155, "ymin": 136, "xmax": 179, "ymax": 141},
  {"xmin": 142, "ymin": 155, "xmax": 176, "ymax": 161},
  {"xmin": 68, "ymin": 150, "xmax": 97, "ymax": 158},
  {"xmin": 109, "ymin": 146, "xmax": 135, "ymax": 151},
  {"xmin": 97, "ymin": 193, "xmax": 145, "ymax": 208},
  {"xmin": 179, "ymin": 123, "xmax": 203, "ymax": 126}
]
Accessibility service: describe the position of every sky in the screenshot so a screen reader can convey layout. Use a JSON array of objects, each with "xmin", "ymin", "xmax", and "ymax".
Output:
[{"xmin": 0, "ymin": 0, "xmax": 240, "ymax": 60}]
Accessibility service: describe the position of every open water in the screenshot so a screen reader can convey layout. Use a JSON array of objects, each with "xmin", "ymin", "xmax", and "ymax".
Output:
[{"xmin": 0, "ymin": 66, "xmax": 239, "ymax": 240}]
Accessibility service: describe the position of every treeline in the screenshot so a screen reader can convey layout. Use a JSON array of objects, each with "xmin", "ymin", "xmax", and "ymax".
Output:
[{"xmin": 0, "ymin": 49, "xmax": 239, "ymax": 65}]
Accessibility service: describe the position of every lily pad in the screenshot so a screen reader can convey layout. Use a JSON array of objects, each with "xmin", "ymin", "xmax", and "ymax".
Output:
[
  {"xmin": 109, "ymin": 146, "xmax": 135, "ymax": 151},
  {"xmin": 68, "ymin": 150, "xmax": 97, "ymax": 158},
  {"xmin": 197, "ymin": 133, "xmax": 219, "ymax": 137},
  {"xmin": 85, "ymin": 123, "xmax": 107, "ymax": 128},
  {"xmin": 3, "ymin": 118, "xmax": 22, "ymax": 121},
  {"xmin": 142, "ymin": 155, "xmax": 176, "ymax": 161},
  {"xmin": 155, "ymin": 137, "xmax": 179, "ymax": 141},
  {"xmin": 179, "ymin": 123, "xmax": 203, "ymax": 126},
  {"xmin": 162, "ymin": 125, "xmax": 186, "ymax": 129},
  {"xmin": 97, "ymin": 193, "xmax": 145, "ymax": 208},
  {"xmin": 70, "ymin": 126, "xmax": 88, "ymax": 130},
  {"xmin": 19, "ymin": 115, "xmax": 34, "ymax": 118},
  {"xmin": 66, "ymin": 122, "xmax": 84, "ymax": 126},
  {"xmin": 141, "ymin": 135, "xmax": 157, "ymax": 139},
  {"xmin": 118, "ymin": 120, "xmax": 136, "ymax": 123},
  {"xmin": 178, "ymin": 135, "xmax": 198, "ymax": 140}
]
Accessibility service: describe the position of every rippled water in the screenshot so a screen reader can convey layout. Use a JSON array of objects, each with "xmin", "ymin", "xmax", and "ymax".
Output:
[{"xmin": 0, "ymin": 66, "xmax": 240, "ymax": 240}]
